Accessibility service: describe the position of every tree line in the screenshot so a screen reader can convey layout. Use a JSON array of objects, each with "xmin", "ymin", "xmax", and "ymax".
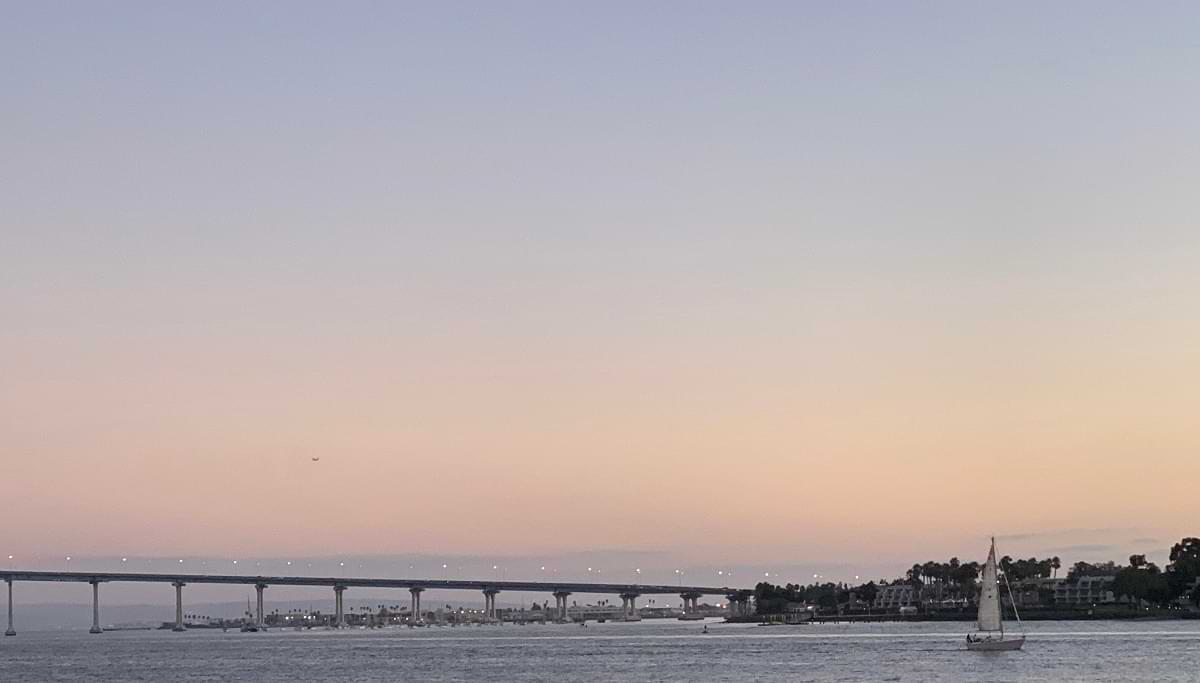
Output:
[
  {"xmin": 1109, "ymin": 538, "xmax": 1200, "ymax": 608},
  {"xmin": 752, "ymin": 537, "xmax": 1200, "ymax": 614}
]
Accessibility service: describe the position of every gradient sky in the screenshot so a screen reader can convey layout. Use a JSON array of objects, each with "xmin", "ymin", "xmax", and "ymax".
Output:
[{"xmin": 3, "ymin": 1, "xmax": 1199, "ymax": 585}]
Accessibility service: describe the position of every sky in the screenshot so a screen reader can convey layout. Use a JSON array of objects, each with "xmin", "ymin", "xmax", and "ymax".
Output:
[{"xmin": 2, "ymin": 1, "xmax": 1199, "ymax": 595}]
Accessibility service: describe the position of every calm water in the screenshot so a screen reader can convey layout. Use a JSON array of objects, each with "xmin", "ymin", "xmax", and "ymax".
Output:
[{"xmin": 1, "ymin": 618, "xmax": 1196, "ymax": 682}]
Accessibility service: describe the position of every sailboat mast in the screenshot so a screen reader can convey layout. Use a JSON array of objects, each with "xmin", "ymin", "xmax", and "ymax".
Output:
[{"xmin": 994, "ymin": 538, "xmax": 1003, "ymax": 638}]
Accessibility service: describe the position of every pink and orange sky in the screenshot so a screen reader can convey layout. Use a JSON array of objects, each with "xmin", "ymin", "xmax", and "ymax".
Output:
[{"xmin": 2, "ymin": 2, "xmax": 1199, "ymax": 584}]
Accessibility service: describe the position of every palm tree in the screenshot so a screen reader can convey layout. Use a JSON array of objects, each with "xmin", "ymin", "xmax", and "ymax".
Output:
[
  {"xmin": 907, "ymin": 564, "xmax": 923, "ymax": 586},
  {"xmin": 922, "ymin": 562, "xmax": 939, "ymax": 587},
  {"xmin": 1051, "ymin": 556, "xmax": 1061, "ymax": 578}
]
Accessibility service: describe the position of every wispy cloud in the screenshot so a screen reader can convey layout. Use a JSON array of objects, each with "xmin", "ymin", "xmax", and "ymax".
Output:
[
  {"xmin": 1043, "ymin": 543, "xmax": 1116, "ymax": 554},
  {"xmin": 994, "ymin": 527, "xmax": 1134, "ymax": 542}
]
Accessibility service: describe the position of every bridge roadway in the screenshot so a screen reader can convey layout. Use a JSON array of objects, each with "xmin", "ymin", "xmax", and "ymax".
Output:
[{"xmin": 1, "ymin": 570, "xmax": 754, "ymax": 635}]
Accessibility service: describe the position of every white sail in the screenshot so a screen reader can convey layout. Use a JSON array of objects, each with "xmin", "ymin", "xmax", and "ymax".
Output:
[{"xmin": 976, "ymin": 539, "xmax": 1002, "ymax": 632}]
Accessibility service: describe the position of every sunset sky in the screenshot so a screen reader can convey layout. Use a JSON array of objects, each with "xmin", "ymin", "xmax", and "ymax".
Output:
[{"xmin": 3, "ymin": 1, "xmax": 1198, "ymax": 591}]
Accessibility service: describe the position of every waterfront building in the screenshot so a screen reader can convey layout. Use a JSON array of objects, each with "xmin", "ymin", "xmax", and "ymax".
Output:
[
  {"xmin": 873, "ymin": 584, "xmax": 915, "ymax": 609},
  {"xmin": 1054, "ymin": 575, "xmax": 1116, "ymax": 606}
]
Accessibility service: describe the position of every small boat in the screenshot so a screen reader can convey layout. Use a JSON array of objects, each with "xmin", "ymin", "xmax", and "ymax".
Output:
[
  {"xmin": 240, "ymin": 598, "xmax": 261, "ymax": 632},
  {"xmin": 702, "ymin": 625, "xmax": 709, "ymax": 634},
  {"xmin": 966, "ymin": 537, "xmax": 1025, "ymax": 651}
]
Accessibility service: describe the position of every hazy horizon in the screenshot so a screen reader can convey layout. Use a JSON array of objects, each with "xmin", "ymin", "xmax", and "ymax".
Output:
[{"xmin": 4, "ymin": 1, "xmax": 1199, "ymax": 583}]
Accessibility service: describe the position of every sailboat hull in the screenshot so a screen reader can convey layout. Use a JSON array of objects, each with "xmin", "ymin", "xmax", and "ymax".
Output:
[{"xmin": 966, "ymin": 636, "xmax": 1025, "ymax": 651}]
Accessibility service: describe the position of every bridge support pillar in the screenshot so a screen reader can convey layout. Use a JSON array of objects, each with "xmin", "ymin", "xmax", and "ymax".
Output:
[
  {"xmin": 619, "ymin": 592, "xmax": 640, "ymax": 621},
  {"xmin": 255, "ymin": 584, "xmax": 267, "ymax": 628},
  {"xmin": 409, "ymin": 587, "xmax": 423, "ymax": 624},
  {"xmin": 172, "ymin": 582, "xmax": 186, "ymax": 631},
  {"xmin": 89, "ymin": 580, "xmax": 103, "ymax": 634},
  {"xmin": 681, "ymin": 593, "xmax": 698, "ymax": 615},
  {"xmin": 483, "ymin": 589, "xmax": 499, "ymax": 621},
  {"xmin": 552, "ymin": 591, "xmax": 571, "ymax": 622},
  {"xmin": 334, "ymin": 586, "xmax": 346, "ymax": 628},
  {"xmin": 6, "ymin": 579, "xmax": 15, "ymax": 636}
]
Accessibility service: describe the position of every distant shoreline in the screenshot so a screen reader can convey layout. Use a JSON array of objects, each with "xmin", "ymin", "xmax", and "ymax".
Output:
[{"xmin": 741, "ymin": 610, "xmax": 1200, "ymax": 624}]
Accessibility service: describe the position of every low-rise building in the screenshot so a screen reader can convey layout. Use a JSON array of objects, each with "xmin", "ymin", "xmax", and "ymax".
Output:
[
  {"xmin": 873, "ymin": 584, "xmax": 915, "ymax": 609},
  {"xmin": 1054, "ymin": 575, "xmax": 1116, "ymax": 606}
]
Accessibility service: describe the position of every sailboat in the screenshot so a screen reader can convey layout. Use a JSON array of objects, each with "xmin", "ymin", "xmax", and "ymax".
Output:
[
  {"xmin": 966, "ymin": 537, "xmax": 1025, "ymax": 651},
  {"xmin": 240, "ymin": 597, "xmax": 260, "ymax": 632}
]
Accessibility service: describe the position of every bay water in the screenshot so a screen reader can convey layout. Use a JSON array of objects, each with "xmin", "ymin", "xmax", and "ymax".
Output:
[{"xmin": 1, "ymin": 618, "xmax": 1195, "ymax": 681}]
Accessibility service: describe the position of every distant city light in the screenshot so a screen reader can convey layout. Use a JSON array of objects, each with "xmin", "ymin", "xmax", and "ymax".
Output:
[{"xmin": 66, "ymin": 556, "xmax": 71, "ymax": 561}]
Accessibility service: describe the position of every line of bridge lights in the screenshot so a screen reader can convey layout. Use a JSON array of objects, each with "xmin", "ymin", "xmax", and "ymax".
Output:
[{"xmin": 9, "ymin": 556, "xmax": 772, "ymax": 584}]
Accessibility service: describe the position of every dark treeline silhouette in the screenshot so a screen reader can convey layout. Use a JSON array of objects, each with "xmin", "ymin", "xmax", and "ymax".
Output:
[
  {"xmin": 753, "ymin": 581, "xmax": 853, "ymax": 614},
  {"xmin": 753, "ymin": 537, "xmax": 1200, "ymax": 615},
  {"xmin": 997, "ymin": 556, "xmax": 1061, "ymax": 581},
  {"xmin": 905, "ymin": 558, "xmax": 983, "ymax": 596},
  {"xmin": 1109, "ymin": 539, "xmax": 1200, "ymax": 608}
]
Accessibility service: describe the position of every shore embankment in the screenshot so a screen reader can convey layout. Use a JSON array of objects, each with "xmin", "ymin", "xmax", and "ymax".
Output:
[{"xmin": 732, "ymin": 607, "xmax": 1198, "ymax": 625}]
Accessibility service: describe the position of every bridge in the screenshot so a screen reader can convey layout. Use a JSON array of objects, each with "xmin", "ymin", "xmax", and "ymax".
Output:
[{"xmin": 0, "ymin": 570, "xmax": 754, "ymax": 635}]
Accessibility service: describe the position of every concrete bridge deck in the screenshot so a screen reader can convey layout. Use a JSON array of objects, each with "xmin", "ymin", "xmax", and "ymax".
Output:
[
  {"xmin": 1, "ymin": 570, "xmax": 754, "ymax": 635},
  {"xmin": 0, "ymin": 570, "xmax": 739, "ymax": 594}
]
